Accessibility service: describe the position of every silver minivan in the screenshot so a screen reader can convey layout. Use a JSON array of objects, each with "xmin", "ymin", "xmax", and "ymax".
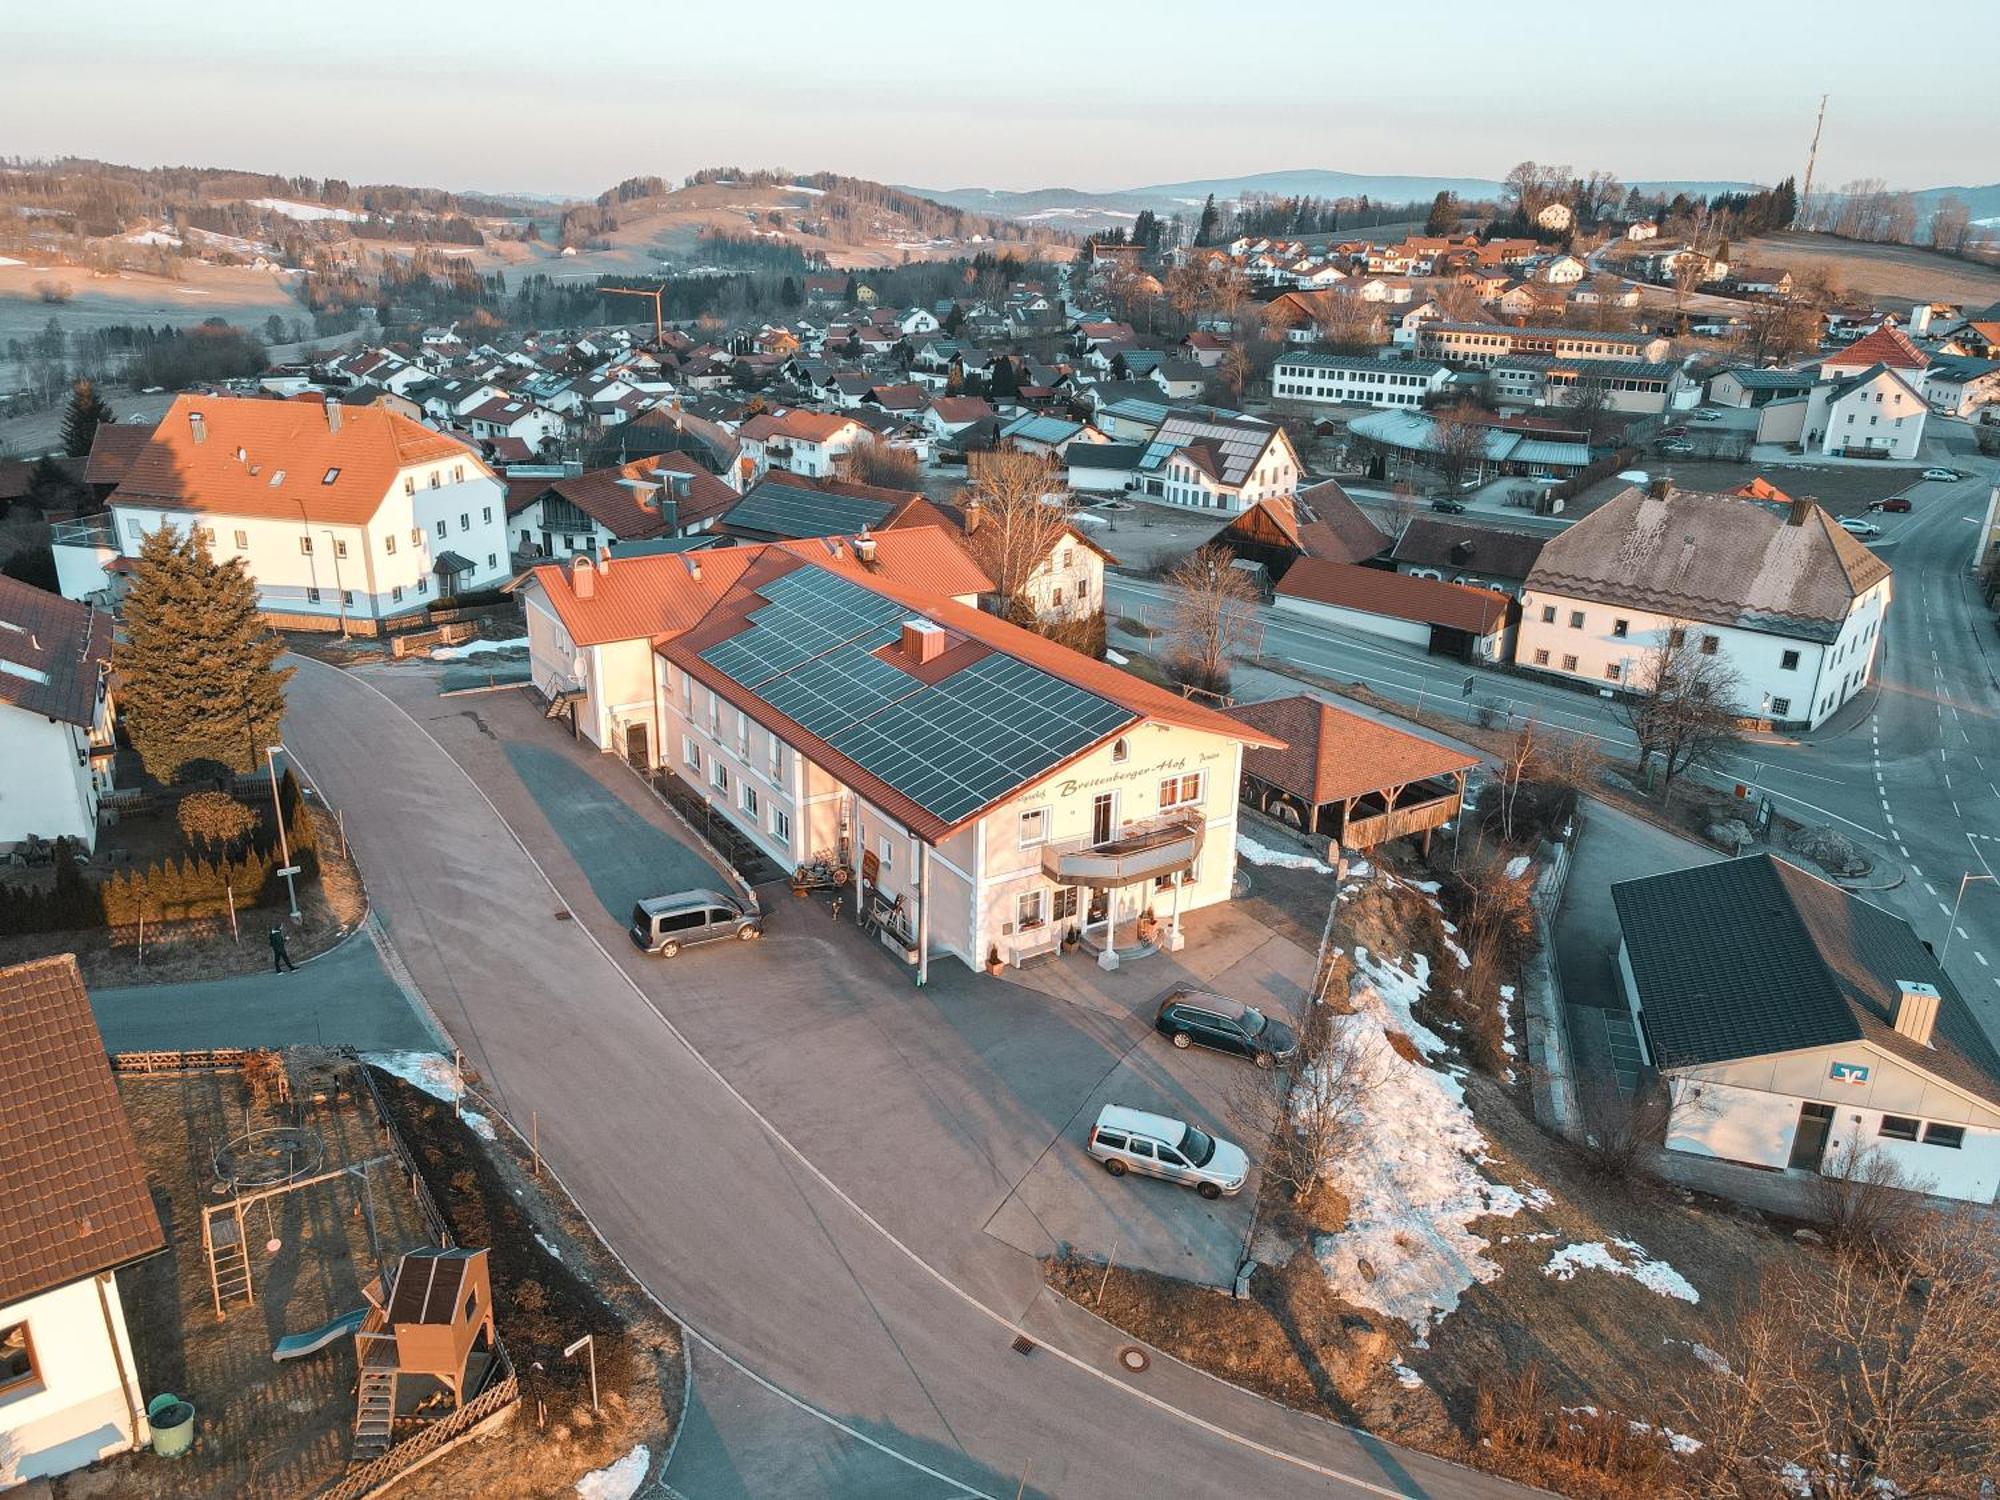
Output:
[
  {"xmin": 1085, "ymin": 1104, "xmax": 1249, "ymax": 1200},
  {"xmin": 629, "ymin": 889, "xmax": 761, "ymax": 957}
]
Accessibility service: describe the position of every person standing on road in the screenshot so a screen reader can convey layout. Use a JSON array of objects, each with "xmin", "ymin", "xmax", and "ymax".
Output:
[{"xmin": 269, "ymin": 924, "xmax": 298, "ymax": 973}]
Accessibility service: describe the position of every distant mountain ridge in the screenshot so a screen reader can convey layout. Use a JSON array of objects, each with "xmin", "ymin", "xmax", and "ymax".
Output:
[{"xmin": 915, "ymin": 168, "xmax": 1999, "ymax": 231}]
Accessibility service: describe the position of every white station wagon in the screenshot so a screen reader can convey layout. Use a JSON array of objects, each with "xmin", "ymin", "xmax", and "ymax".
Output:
[{"xmin": 1085, "ymin": 1104, "xmax": 1249, "ymax": 1200}]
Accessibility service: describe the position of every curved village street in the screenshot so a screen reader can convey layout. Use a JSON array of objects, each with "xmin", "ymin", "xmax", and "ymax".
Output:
[{"xmin": 279, "ymin": 654, "xmax": 1539, "ymax": 1499}]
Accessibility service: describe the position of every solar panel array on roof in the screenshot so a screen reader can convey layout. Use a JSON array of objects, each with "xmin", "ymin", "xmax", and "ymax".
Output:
[
  {"xmin": 698, "ymin": 567, "xmax": 1134, "ymax": 825},
  {"xmin": 700, "ymin": 568, "xmax": 905, "ymax": 684},
  {"xmin": 828, "ymin": 655, "xmax": 1132, "ymax": 823},
  {"xmin": 1140, "ymin": 414, "xmax": 1273, "ymax": 485},
  {"xmin": 727, "ymin": 481, "xmax": 894, "ymax": 539}
]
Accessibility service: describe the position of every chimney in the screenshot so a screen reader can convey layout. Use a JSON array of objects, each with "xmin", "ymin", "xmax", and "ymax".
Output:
[
  {"xmin": 683, "ymin": 554, "xmax": 701, "ymax": 582},
  {"xmin": 327, "ymin": 400, "xmax": 342, "ymax": 434},
  {"xmin": 1892, "ymin": 981, "xmax": 1940, "ymax": 1046},
  {"xmin": 1647, "ymin": 476, "xmax": 1671, "ymax": 500},
  {"xmin": 901, "ymin": 619, "xmax": 946, "ymax": 665},
  {"xmin": 569, "ymin": 552, "xmax": 595, "ymax": 600},
  {"xmin": 963, "ymin": 498, "xmax": 984, "ymax": 536},
  {"xmin": 189, "ymin": 411, "xmax": 206, "ymax": 444},
  {"xmin": 1787, "ymin": 496, "xmax": 1812, "ymax": 527},
  {"xmin": 853, "ymin": 529, "xmax": 878, "ymax": 564}
]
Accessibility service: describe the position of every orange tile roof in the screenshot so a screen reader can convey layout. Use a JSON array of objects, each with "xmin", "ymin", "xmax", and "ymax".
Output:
[
  {"xmin": 1828, "ymin": 322, "xmax": 1927, "ymax": 371},
  {"xmin": 83, "ymin": 420, "xmax": 158, "ymax": 489},
  {"xmin": 739, "ymin": 409, "xmax": 860, "ymax": 445},
  {"xmin": 1225, "ymin": 694, "xmax": 1475, "ymax": 806},
  {"xmin": 0, "ymin": 574, "xmax": 112, "ymax": 726},
  {"xmin": 522, "ymin": 525, "xmax": 993, "ymax": 648},
  {"xmin": 1277, "ymin": 557, "xmax": 1514, "ymax": 635},
  {"xmin": 115, "ymin": 394, "xmax": 483, "ymax": 525},
  {"xmin": 0, "ymin": 955, "xmax": 164, "ymax": 1303}
]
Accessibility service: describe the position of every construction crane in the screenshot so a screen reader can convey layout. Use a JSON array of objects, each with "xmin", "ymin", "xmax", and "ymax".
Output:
[
  {"xmin": 600, "ymin": 283, "xmax": 668, "ymax": 342},
  {"xmin": 1799, "ymin": 94, "xmax": 1828, "ymax": 231}
]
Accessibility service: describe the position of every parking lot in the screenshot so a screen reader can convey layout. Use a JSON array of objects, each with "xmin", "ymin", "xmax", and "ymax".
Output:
[{"xmin": 368, "ymin": 664, "xmax": 1307, "ymax": 1305}]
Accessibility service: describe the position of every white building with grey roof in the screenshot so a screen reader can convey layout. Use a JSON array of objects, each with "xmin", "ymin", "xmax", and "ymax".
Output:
[{"xmin": 1516, "ymin": 484, "xmax": 1892, "ymax": 729}]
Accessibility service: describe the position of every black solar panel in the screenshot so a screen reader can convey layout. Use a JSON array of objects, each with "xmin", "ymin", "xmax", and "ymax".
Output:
[
  {"xmin": 699, "ymin": 570, "xmax": 905, "ymax": 686},
  {"xmin": 726, "ymin": 481, "xmax": 894, "ymax": 539},
  {"xmin": 829, "ymin": 655, "xmax": 1131, "ymax": 823},
  {"xmin": 760, "ymin": 640, "xmax": 922, "ymax": 738}
]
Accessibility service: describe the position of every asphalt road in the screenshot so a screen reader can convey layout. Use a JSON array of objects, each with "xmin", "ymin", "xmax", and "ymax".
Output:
[
  {"xmin": 90, "ymin": 921, "xmax": 440, "ymax": 1053},
  {"xmin": 279, "ymin": 657, "xmax": 1542, "ymax": 1500}
]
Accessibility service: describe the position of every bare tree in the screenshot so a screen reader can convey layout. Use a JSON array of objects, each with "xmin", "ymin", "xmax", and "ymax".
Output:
[
  {"xmin": 958, "ymin": 450, "xmax": 1075, "ymax": 623},
  {"xmin": 1927, "ymin": 194, "xmax": 1971, "ymax": 256},
  {"xmin": 1615, "ymin": 624, "xmax": 1744, "ymax": 800},
  {"xmin": 1427, "ymin": 402, "xmax": 1490, "ymax": 494},
  {"xmin": 1265, "ymin": 956, "xmax": 1385, "ymax": 1208},
  {"xmin": 1557, "ymin": 375, "xmax": 1613, "ymax": 443},
  {"xmin": 1162, "ymin": 543, "xmax": 1262, "ymax": 697},
  {"xmin": 1806, "ymin": 1139, "xmax": 1933, "ymax": 1254},
  {"xmin": 836, "ymin": 438, "xmax": 921, "ymax": 489},
  {"xmin": 1679, "ymin": 1209, "xmax": 2000, "ymax": 1499},
  {"xmin": 1575, "ymin": 1078, "xmax": 1672, "ymax": 1185}
]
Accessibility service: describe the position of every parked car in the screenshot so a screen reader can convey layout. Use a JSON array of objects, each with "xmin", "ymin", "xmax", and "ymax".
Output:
[
  {"xmin": 1660, "ymin": 425, "xmax": 1688, "ymax": 437},
  {"xmin": 1920, "ymin": 468, "xmax": 1962, "ymax": 482},
  {"xmin": 1660, "ymin": 440, "xmax": 1696, "ymax": 454},
  {"xmin": 629, "ymin": 889, "xmax": 762, "ymax": 956},
  {"xmin": 1691, "ymin": 409, "xmax": 1724, "ymax": 422},
  {"xmin": 1155, "ymin": 990, "xmax": 1298, "ymax": 1070},
  {"xmin": 1869, "ymin": 497, "xmax": 1912, "ymax": 513},
  {"xmin": 1085, "ymin": 1105, "xmax": 1249, "ymax": 1200},
  {"xmin": 1430, "ymin": 497, "xmax": 1466, "ymax": 513},
  {"xmin": 1838, "ymin": 518, "xmax": 1882, "ymax": 538}
]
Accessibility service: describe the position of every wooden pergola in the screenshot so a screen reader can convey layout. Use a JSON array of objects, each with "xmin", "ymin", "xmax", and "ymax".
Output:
[{"xmin": 1223, "ymin": 694, "xmax": 1479, "ymax": 854}]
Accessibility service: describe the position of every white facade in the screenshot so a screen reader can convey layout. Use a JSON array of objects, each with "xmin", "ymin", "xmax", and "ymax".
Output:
[
  {"xmin": 1015, "ymin": 532, "xmax": 1106, "ymax": 626},
  {"xmin": 1803, "ymin": 366, "xmax": 1927, "ymax": 460},
  {"xmin": 1144, "ymin": 428, "xmax": 1300, "ymax": 515},
  {"xmin": 1271, "ymin": 354, "xmax": 1451, "ymax": 410},
  {"xmin": 1515, "ymin": 575, "xmax": 1891, "ymax": 729},
  {"xmin": 103, "ymin": 463, "xmax": 511, "ymax": 623},
  {"xmin": 0, "ymin": 695, "xmax": 114, "ymax": 852},
  {"xmin": 0, "ymin": 1275, "xmax": 150, "ymax": 1485},
  {"xmin": 1620, "ymin": 946, "xmax": 2000, "ymax": 1203}
]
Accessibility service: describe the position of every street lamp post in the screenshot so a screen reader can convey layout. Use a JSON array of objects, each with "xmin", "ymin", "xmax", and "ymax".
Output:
[
  {"xmin": 1940, "ymin": 873, "xmax": 1995, "ymax": 967},
  {"xmin": 266, "ymin": 744, "xmax": 302, "ymax": 922}
]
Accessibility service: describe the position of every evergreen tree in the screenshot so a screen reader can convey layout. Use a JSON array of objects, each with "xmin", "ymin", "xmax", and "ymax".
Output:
[
  {"xmin": 59, "ymin": 378, "xmax": 114, "ymax": 458},
  {"xmin": 119, "ymin": 526, "xmax": 293, "ymax": 782},
  {"xmin": 1196, "ymin": 194, "xmax": 1220, "ymax": 246},
  {"xmin": 1425, "ymin": 191, "xmax": 1459, "ymax": 236},
  {"xmin": 779, "ymin": 275, "xmax": 800, "ymax": 306}
]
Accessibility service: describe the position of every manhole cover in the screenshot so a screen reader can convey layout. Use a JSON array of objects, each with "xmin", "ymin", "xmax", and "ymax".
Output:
[{"xmin": 1117, "ymin": 1346, "xmax": 1150, "ymax": 1373}]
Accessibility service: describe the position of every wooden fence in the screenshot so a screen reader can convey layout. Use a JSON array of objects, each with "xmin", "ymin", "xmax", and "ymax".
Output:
[
  {"xmin": 112, "ymin": 1047, "xmax": 251, "ymax": 1074},
  {"xmin": 314, "ymin": 1371, "xmax": 520, "ymax": 1500},
  {"xmin": 388, "ymin": 622, "xmax": 476, "ymax": 660}
]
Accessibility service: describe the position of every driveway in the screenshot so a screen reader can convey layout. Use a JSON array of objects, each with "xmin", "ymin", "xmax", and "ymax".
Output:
[
  {"xmin": 286, "ymin": 655, "xmax": 1538, "ymax": 1498},
  {"xmin": 89, "ymin": 923, "xmax": 441, "ymax": 1053}
]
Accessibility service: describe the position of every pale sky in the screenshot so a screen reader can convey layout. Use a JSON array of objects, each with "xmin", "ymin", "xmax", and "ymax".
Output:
[{"xmin": 6, "ymin": 0, "xmax": 1994, "ymax": 198}]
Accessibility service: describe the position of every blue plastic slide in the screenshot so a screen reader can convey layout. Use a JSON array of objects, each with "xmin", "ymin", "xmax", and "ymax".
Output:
[{"xmin": 270, "ymin": 1307, "xmax": 368, "ymax": 1362}]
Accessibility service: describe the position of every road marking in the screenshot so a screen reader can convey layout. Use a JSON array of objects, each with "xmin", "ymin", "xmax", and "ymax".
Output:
[
  {"xmin": 293, "ymin": 656, "xmax": 1445, "ymax": 1500},
  {"xmin": 1941, "ymin": 902, "xmax": 1955, "ymax": 915},
  {"xmin": 1977, "ymin": 953, "xmax": 1990, "ymax": 968},
  {"xmin": 1926, "ymin": 882, "xmax": 1939, "ymax": 896}
]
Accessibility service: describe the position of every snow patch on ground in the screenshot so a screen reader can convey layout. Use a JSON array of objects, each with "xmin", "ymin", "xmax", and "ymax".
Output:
[
  {"xmin": 1236, "ymin": 832, "xmax": 1327, "ymax": 871},
  {"xmin": 1496, "ymin": 983, "xmax": 1518, "ymax": 1072},
  {"xmin": 1311, "ymin": 944, "xmax": 1532, "ymax": 1334},
  {"xmin": 0, "ymin": 255, "xmax": 23, "ymax": 266},
  {"xmin": 363, "ymin": 1051, "xmax": 496, "ymax": 1140},
  {"xmin": 1104, "ymin": 647, "xmax": 1129, "ymax": 665},
  {"xmin": 251, "ymin": 197, "xmax": 365, "ymax": 223},
  {"xmin": 1544, "ymin": 1239, "xmax": 1698, "ymax": 1302},
  {"xmin": 575, "ymin": 1444, "xmax": 650, "ymax": 1500},
  {"xmin": 1391, "ymin": 1362, "xmax": 1424, "ymax": 1389},
  {"xmin": 1504, "ymin": 855, "xmax": 1532, "ymax": 881},
  {"xmin": 431, "ymin": 636, "xmax": 528, "ymax": 659},
  {"xmin": 535, "ymin": 1232, "xmax": 563, "ymax": 1261},
  {"xmin": 1667, "ymin": 1337, "xmax": 1731, "ymax": 1374}
]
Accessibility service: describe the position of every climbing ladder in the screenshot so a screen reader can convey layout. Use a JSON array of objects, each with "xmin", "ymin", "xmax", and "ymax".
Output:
[
  {"xmin": 353, "ymin": 1363, "xmax": 397, "ymax": 1456},
  {"xmin": 203, "ymin": 1204, "xmax": 252, "ymax": 1315}
]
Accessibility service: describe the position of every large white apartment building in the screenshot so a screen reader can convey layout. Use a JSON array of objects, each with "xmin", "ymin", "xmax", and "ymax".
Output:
[
  {"xmin": 1516, "ymin": 485, "xmax": 1892, "ymax": 730},
  {"xmin": 516, "ymin": 528, "xmax": 1277, "ymax": 977},
  {"xmin": 1270, "ymin": 352, "xmax": 1453, "ymax": 409},
  {"xmin": 1416, "ymin": 322, "xmax": 1671, "ymax": 369},
  {"xmin": 55, "ymin": 395, "xmax": 510, "ymax": 630}
]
